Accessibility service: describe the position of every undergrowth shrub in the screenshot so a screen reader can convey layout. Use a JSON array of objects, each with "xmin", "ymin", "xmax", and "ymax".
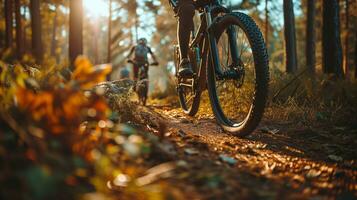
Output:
[
  {"xmin": 195, "ymin": 67, "xmax": 357, "ymax": 128},
  {"xmin": 267, "ymin": 70, "xmax": 357, "ymax": 127},
  {"xmin": 0, "ymin": 57, "xmax": 178, "ymax": 199}
]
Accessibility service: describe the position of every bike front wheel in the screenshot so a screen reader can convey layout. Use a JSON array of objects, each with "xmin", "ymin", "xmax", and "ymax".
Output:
[{"xmin": 207, "ymin": 12, "xmax": 269, "ymax": 136}]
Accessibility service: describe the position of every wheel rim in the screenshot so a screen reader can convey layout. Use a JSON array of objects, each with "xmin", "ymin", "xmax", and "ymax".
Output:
[{"xmin": 213, "ymin": 24, "xmax": 256, "ymax": 127}]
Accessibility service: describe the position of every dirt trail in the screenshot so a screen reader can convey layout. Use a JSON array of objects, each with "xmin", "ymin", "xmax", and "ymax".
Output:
[{"xmin": 136, "ymin": 102, "xmax": 357, "ymax": 199}]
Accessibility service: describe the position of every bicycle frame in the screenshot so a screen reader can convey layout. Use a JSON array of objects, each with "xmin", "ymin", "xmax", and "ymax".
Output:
[
  {"xmin": 189, "ymin": 1, "xmax": 241, "ymax": 92},
  {"xmin": 129, "ymin": 61, "xmax": 149, "ymax": 79}
]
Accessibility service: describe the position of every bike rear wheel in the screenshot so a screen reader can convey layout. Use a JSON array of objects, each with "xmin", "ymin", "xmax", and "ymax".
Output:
[
  {"xmin": 136, "ymin": 65, "xmax": 149, "ymax": 106},
  {"xmin": 207, "ymin": 12, "xmax": 269, "ymax": 136},
  {"xmin": 174, "ymin": 46, "xmax": 201, "ymax": 116}
]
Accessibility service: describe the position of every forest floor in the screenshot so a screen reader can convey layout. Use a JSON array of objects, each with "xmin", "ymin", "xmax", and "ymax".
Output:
[
  {"xmin": 122, "ymin": 97, "xmax": 357, "ymax": 200},
  {"xmin": 2, "ymin": 63, "xmax": 357, "ymax": 199}
]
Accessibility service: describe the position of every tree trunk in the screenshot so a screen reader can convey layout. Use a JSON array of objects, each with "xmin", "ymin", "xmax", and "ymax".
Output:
[
  {"xmin": 69, "ymin": 0, "xmax": 83, "ymax": 68},
  {"xmin": 107, "ymin": 0, "xmax": 112, "ymax": 63},
  {"xmin": 23, "ymin": 5, "xmax": 28, "ymax": 54},
  {"xmin": 4, "ymin": 0, "xmax": 13, "ymax": 49},
  {"xmin": 355, "ymin": 27, "xmax": 357, "ymax": 79},
  {"xmin": 93, "ymin": 25, "xmax": 99, "ymax": 64},
  {"xmin": 283, "ymin": 0, "xmax": 298, "ymax": 73},
  {"xmin": 322, "ymin": 0, "xmax": 344, "ymax": 78},
  {"xmin": 134, "ymin": 1, "xmax": 139, "ymax": 42},
  {"xmin": 51, "ymin": 5, "xmax": 58, "ymax": 63},
  {"xmin": 30, "ymin": 0, "xmax": 43, "ymax": 63},
  {"xmin": 344, "ymin": 0, "xmax": 350, "ymax": 79},
  {"xmin": 107, "ymin": 0, "xmax": 112, "ymax": 80},
  {"xmin": 306, "ymin": 0, "xmax": 316, "ymax": 74},
  {"xmin": 15, "ymin": 0, "xmax": 23, "ymax": 60}
]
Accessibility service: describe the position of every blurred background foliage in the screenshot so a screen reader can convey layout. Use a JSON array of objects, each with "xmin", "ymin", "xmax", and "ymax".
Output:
[{"xmin": 0, "ymin": 58, "xmax": 184, "ymax": 199}]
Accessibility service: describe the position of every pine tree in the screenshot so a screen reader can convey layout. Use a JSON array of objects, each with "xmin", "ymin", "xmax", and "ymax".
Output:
[{"xmin": 283, "ymin": 0, "xmax": 298, "ymax": 73}]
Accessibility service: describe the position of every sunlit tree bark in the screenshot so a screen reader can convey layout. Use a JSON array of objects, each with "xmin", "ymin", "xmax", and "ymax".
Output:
[
  {"xmin": 4, "ymin": 0, "xmax": 13, "ymax": 49},
  {"xmin": 15, "ymin": 0, "xmax": 23, "ymax": 59},
  {"xmin": 306, "ymin": 0, "xmax": 316, "ymax": 74},
  {"xmin": 322, "ymin": 0, "xmax": 344, "ymax": 78},
  {"xmin": 355, "ymin": 28, "xmax": 357, "ymax": 79},
  {"xmin": 30, "ymin": 0, "xmax": 43, "ymax": 63},
  {"xmin": 23, "ymin": 5, "xmax": 28, "ymax": 54},
  {"xmin": 283, "ymin": 0, "xmax": 298, "ymax": 73},
  {"xmin": 107, "ymin": 0, "xmax": 113, "ymax": 80},
  {"xmin": 51, "ymin": 5, "xmax": 58, "ymax": 63},
  {"xmin": 344, "ymin": 0, "xmax": 350, "ymax": 79},
  {"xmin": 93, "ymin": 25, "xmax": 99, "ymax": 64},
  {"xmin": 107, "ymin": 0, "xmax": 112, "ymax": 63},
  {"xmin": 69, "ymin": 0, "xmax": 83, "ymax": 67}
]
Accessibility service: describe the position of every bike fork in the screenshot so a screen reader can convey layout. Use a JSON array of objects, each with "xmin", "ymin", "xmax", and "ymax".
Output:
[
  {"xmin": 227, "ymin": 25, "xmax": 239, "ymax": 65},
  {"xmin": 205, "ymin": 8, "xmax": 240, "ymax": 80},
  {"xmin": 205, "ymin": 7, "xmax": 224, "ymax": 78}
]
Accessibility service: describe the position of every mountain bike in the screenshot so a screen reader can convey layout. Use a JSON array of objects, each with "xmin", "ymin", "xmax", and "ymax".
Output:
[
  {"xmin": 172, "ymin": 0, "xmax": 269, "ymax": 136},
  {"xmin": 127, "ymin": 60, "xmax": 158, "ymax": 106}
]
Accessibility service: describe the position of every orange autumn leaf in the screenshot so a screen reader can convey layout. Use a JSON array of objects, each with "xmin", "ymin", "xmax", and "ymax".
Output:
[
  {"xmin": 71, "ymin": 56, "xmax": 112, "ymax": 89},
  {"xmin": 14, "ymin": 58, "xmax": 111, "ymax": 137},
  {"xmin": 72, "ymin": 56, "xmax": 93, "ymax": 80},
  {"xmin": 50, "ymin": 125, "xmax": 65, "ymax": 135},
  {"xmin": 65, "ymin": 176, "xmax": 78, "ymax": 186},
  {"xmin": 92, "ymin": 99, "xmax": 109, "ymax": 115},
  {"xmin": 30, "ymin": 92, "xmax": 55, "ymax": 122},
  {"xmin": 16, "ymin": 87, "xmax": 36, "ymax": 109},
  {"xmin": 62, "ymin": 92, "xmax": 87, "ymax": 120},
  {"xmin": 16, "ymin": 87, "xmax": 57, "ymax": 123},
  {"xmin": 25, "ymin": 149, "xmax": 37, "ymax": 161},
  {"xmin": 16, "ymin": 86, "xmax": 110, "ymax": 135}
]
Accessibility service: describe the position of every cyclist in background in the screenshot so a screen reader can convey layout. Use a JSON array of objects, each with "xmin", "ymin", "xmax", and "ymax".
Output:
[{"xmin": 126, "ymin": 38, "xmax": 158, "ymax": 80}]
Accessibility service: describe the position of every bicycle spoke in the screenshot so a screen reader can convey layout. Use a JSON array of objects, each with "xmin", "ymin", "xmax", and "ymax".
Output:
[
  {"xmin": 245, "ymin": 56, "xmax": 253, "ymax": 68},
  {"xmin": 214, "ymin": 23, "xmax": 257, "ymax": 123},
  {"xmin": 186, "ymin": 95, "xmax": 194, "ymax": 104}
]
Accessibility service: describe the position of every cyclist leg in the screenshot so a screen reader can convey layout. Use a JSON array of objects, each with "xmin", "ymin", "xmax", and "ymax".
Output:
[
  {"xmin": 177, "ymin": 0, "xmax": 194, "ymax": 60},
  {"xmin": 177, "ymin": 0, "xmax": 195, "ymax": 77},
  {"xmin": 133, "ymin": 63, "xmax": 139, "ymax": 80}
]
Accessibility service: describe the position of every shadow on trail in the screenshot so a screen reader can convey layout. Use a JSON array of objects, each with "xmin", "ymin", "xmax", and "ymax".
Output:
[{"xmin": 135, "ymin": 103, "xmax": 357, "ymax": 199}]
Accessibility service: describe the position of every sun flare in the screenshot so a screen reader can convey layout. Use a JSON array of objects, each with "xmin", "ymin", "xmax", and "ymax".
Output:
[{"xmin": 83, "ymin": 0, "xmax": 108, "ymax": 17}]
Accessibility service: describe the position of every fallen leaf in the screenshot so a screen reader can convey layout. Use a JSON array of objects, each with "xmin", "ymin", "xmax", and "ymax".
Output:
[
  {"xmin": 136, "ymin": 162, "xmax": 176, "ymax": 186},
  {"xmin": 178, "ymin": 129, "xmax": 187, "ymax": 137},
  {"xmin": 179, "ymin": 118, "xmax": 190, "ymax": 123},
  {"xmin": 113, "ymin": 174, "xmax": 131, "ymax": 187},
  {"xmin": 306, "ymin": 169, "xmax": 321, "ymax": 178},
  {"xmin": 334, "ymin": 126, "xmax": 347, "ymax": 131},
  {"xmin": 219, "ymin": 154, "xmax": 237, "ymax": 165},
  {"xmin": 157, "ymin": 141, "xmax": 177, "ymax": 156},
  {"xmin": 328, "ymin": 155, "xmax": 343, "ymax": 162},
  {"xmin": 260, "ymin": 127, "xmax": 279, "ymax": 134},
  {"xmin": 184, "ymin": 148, "xmax": 199, "ymax": 155},
  {"xmin": 176, "ymin": 160, "xmax": 188, "ymax": 168}
]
